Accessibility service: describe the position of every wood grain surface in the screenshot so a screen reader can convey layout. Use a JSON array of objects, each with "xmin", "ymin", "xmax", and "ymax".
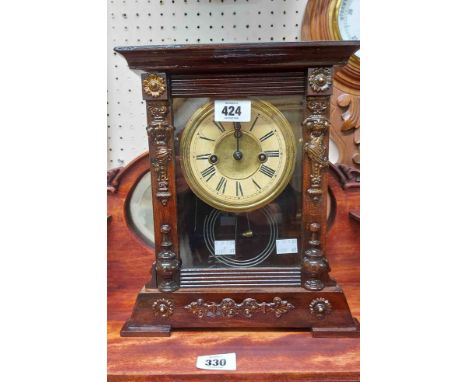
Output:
[{"xmin": 108, "ymin": 155, "xmax": 359, "ymax": 381}]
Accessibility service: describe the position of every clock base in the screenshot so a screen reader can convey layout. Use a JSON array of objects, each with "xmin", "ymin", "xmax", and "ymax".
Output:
[
  {"xmin": 120, "ymin": 286, "xmax": 359, "ymax": 337},
  {"xmin": 311, "ymin": 318, "xmax": 360, "ymax": 338}
]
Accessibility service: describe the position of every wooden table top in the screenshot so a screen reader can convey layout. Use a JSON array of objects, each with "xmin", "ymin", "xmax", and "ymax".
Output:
[{"xmin": 107, "ymin": 158, "xmax": 360, "ymax": 381}]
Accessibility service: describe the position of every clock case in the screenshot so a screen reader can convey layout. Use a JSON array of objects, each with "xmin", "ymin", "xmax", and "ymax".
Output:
[{"xmin": 114, "ymin": 41, "xmax": 360, "ymax": 337}]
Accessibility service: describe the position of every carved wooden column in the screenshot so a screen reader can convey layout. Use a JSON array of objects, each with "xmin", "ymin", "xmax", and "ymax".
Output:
[
  {"xmin": 141, "ymin": 73, "xmax": 180, "ymax": 292},
  {"xmin": 301, "ymin": 67, "xmax": 335, "ymax": 291}
]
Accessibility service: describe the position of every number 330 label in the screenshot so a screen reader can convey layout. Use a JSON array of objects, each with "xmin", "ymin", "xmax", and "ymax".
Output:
[
  {"xmin": 196, "ymin": 353, "xmax": 237, "ymax": 371},
  {"xmin": 214, "ymin": 100, "xmax": 251, "ymax": 122}
]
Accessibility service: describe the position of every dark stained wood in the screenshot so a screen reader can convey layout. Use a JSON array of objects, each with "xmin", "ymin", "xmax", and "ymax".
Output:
[
  {"xmin": 108, "ymin": 154, "xmax": 360, "ymax": 380},
  {"xmin": 141, "ymin": 72, "xmax": 181, "ymax": 291},
  {"xmin": 301, "ymin": 72, "xmax": 334, "ymax": 292},
  {"xmin": 121, "ymin": 286, "xmax": 355, "ymax": 333},
  {"xmin": 171, "ymin": 71, "xmax": 306, "ymax": 98},
  {"xmin": 114, "ymin": 41, "xmax": 360, "ymax": 74}
]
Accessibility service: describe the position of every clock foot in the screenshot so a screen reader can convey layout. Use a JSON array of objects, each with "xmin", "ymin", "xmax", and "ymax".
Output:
[
  {"xmin": 311, "ymin": 318, "xmax": 360, "ymax": 338},
  {"xmin": 120, "ymin": 321, "xmax": 172, "ymax": 337}
]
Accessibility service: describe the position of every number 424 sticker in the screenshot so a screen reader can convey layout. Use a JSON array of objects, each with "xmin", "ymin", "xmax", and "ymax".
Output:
[{"xmin": 214, "ymin": 100, "xmax": 251, "ymax": 122}]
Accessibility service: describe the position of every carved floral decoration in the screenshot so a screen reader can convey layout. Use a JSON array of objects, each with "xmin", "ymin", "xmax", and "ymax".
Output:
[
  {"xmin": 184, "ymin": 297, "xmax": 295, "ymax": 319},
  {"xmin": 309, "ymin": 298, "xmax": 332, "ymax": 320},
  {"xmin": 143, "ymin": 74, "xmax": 166, "ymax": 98},
  {"xmin": 152, "ymin": 298, "xmax": 175, "ymax": 318},
  {"xmin": 307, "ymin": 97, "xmax": 328, "ymax": 115},
  {"xmin": 308, "ymin": 68, "xmax": 332, "ymax": 92}
]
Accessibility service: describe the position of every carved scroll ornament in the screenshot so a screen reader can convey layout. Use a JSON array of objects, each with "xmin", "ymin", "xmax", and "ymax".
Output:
[
  {"xmin": 184, "ymin": 297, "xmax": 295, "ymax": 319},
  {"xmin": 107, "ymin": 167, "xmax": 124, "ymax": 193},
  {"xmin": 147, "ymin": 102, "xmax": 173, "ymax": 206},
  {"xmin": 332, "ymin": 163, "xmax": 360, "ymax": 189},
  {"xmin": 337, "ymin": 93, "xmax": 360, "ymax": 165}
]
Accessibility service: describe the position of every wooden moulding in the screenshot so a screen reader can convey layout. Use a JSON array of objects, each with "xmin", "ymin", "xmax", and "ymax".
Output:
[
  {"xmin": 114, "ymin": 41, "xmax": 360, "ymax": 74},
  {"xmin": 170, "ymin": 71, "xmax": 307, "ymax": 98}
]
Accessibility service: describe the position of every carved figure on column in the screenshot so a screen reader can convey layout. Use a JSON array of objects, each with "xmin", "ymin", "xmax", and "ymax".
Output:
[
  {"xmin": 156, "ymin": 224, "xmax": 180, "ymax": 292},
  {"xmin": 302, "ymin": 222, "xmax": 331, "ymax": 291},
  {"xmin": 147, "ymin": 102, "xmax": 173, "ymax": 206},
  {"xmin": 303, "ymin": 99, "xmax": 330, "ymax": 203}
]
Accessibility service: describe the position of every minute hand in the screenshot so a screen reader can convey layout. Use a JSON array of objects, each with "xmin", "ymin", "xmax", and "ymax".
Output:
[{"xmin": 233, "ymin": 122, "xmax": 243, "ymax": 161}]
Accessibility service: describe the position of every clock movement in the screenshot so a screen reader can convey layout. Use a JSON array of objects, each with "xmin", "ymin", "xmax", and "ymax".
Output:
[{"xmin": 114, "ymin": 41, "xmax": 360, "ymax": 337}]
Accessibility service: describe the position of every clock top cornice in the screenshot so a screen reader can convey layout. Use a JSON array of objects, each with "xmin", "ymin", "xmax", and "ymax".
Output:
[{"xmin": 114, "ymin": 41, "xmax": 360, "ymax": 74}]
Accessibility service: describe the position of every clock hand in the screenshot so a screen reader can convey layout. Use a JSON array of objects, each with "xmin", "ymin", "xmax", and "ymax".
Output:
[{"xmin": 233, "ymin": 122, "xmax": 243, "ymax": 161}]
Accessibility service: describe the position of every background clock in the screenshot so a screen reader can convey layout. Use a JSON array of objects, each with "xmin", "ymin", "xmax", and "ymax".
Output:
[
  {"xmin": 302, "ymin": 0, "xmax": 360, "ymax": 167},
  {"xmin": 180, "ymin": 100, "xmax": 297, "ymax": 213},
  {"xmin": 331, "ymin": 0, "xmax": 360, "ymax": 58}
]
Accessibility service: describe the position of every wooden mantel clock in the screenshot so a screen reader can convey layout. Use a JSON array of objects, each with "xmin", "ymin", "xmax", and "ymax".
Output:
[{"xmin": 114, "ymin": 41, "xmax": 360, "ymax": 337}]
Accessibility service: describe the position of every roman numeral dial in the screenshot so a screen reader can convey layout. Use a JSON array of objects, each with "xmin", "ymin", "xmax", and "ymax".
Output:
[
  {"xmin": 259, "ymin": 164, "xmax": 276, "ymax": 178},
  {"xmin": 180, "ymin": 100, "xmax": 297, "ymax": 212}
]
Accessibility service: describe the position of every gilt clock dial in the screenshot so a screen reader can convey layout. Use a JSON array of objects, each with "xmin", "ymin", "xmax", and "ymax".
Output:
[{"xmin": 180, "ymin": 100, "xmax": 297, "ymax": 213}]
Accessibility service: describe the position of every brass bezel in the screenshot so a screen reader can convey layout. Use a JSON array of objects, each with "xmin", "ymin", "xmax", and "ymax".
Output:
[
  {"xmin": 329, "ymin": 0, "xmax": 360, "ymax": 67},
  {"xmin": 180, "ymin": 99, "xmax": 297, "ymax": 213}
]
